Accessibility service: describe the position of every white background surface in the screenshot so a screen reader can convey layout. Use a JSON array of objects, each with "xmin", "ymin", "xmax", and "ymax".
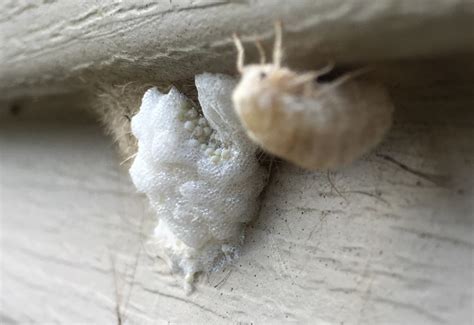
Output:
[
  {"xmin": 1, "ymin": 0, "xmax": 473, "ymax": 323},
  {"xmin": 1, "ymin": 61, "xmax": 473, "ymax": 323}
]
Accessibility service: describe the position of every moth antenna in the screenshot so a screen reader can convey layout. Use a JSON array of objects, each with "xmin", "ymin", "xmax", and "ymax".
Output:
[
  {"xmin": 232, "ymin": 33, "xmax": 245, "ymax": 73},
  {"xmin": 254, "ymin": 39, "xmax": 266, "ymax": 64},
  {"xmin": 273, "ymin": 20, "xmax": 283, "ymax": 67},
  {"xmin": 288, "ymin": 71, "xmax": 319, "ymax": 88},
  {"xmin": 314, "ymin": 60, "xmax": 335, "ymax": 77},
  {"xmin": 287, "ymin": 61, "xmax": 336, "ymax": 89}
]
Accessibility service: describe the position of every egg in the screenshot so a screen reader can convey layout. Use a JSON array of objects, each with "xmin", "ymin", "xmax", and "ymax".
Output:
[{"xmin": 129, "ymin": 73, "xmax": 268, "ymax": 293}]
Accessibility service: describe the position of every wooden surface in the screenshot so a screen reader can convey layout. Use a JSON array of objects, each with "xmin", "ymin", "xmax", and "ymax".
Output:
[
  {"xmin": 1, "ymin": 60, "xmax": 473, "ymax": 323},
  {"xmin": 1, "ymin": 0, "xmax": 474, "ymax": 99},
  {"xmin": 1, "ymin": 0, "xmax": 473, "ymax": 323}
]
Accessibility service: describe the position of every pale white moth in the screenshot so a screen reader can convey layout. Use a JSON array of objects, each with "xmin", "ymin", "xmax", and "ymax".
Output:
[
  {"xmin": 129, "ymin": 73, "xmax": 268, "ymax": 293},
  {"xmin": 232, "ymin": 22, "xmax": 394, "ymax": 170}
]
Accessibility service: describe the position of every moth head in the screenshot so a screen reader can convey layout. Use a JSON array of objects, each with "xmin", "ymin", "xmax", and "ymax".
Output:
[
  {"xmin": 232, "ymin": 20, "xmax": 284, "ymax": 73},
  {"xmin": 239, "ymin": 64, "xmax": 277, "ymax": 85},
  {"xmin": 236, "ymin": 64, "xmax": 299, "ymax": 97},
  {"xmin": 233, "ymin": 21, "xmax": 297, "ymax": 93}
]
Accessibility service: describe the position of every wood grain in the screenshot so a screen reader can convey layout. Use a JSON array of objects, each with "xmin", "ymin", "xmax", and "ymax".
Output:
[
  {"xmin": 1, "ymin": 0, "xmax": 474, "ymax": 99},
  {"xmin": 1, "ymin": 60, "xmax": 472, "ymax": 323}
]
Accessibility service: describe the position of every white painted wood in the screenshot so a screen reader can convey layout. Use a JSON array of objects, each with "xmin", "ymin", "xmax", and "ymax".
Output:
[
  {"xmin": 1, "ymin": 0, "xmax": 474, "ymax": 99},
  {"xmin": 1, "ymin": 0, "xmax": 473, "ymax": 322},
  {"xmin": 1, "ymin": 60, "xmax": 473, "ymax": 323}
]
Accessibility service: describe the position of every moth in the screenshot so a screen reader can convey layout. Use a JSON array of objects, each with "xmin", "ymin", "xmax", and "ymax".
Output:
[{"xmin": 232, "ymin": 21, "xmax": 394, "ymax": 170}]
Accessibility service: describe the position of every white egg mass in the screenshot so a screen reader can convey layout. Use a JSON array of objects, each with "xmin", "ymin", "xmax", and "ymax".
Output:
[{"xmin": 129, "ymin": 73, "xmax": 268, "ymax": 292}]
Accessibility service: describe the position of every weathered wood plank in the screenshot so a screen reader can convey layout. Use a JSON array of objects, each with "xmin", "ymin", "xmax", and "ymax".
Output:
[
  {"xmin": 1, "ymin": 59, "xmax": 472, "ymax": 323},
  {"xmin": 1, "ymin": 0, "xmax": 474, "ymax": 99}
]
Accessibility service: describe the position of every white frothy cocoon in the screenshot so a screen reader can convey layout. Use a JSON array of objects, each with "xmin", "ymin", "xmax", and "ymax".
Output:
[{"xmin": 129, "ymin": 73, "xmax": 268, "ymax": 292}]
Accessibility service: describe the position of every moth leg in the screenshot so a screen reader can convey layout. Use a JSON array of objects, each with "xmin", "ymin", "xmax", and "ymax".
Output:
[
  {"xmin": 289, "ymin": 72, "xmax": 319, "ymax": 86},
  {"xmin": 314, "ymin": 60, "xmax": 335, "ymax": 77},
  {"xmin": 233, "ymin": 33, "xmax": 245, "ymax": 73},
  {"xmin": 288, "ymin": 71, "xmax": 319, "ymax": 96},
  {"xmin": 313, "ymin": 67, "xmax": 372, "ymax": 98},
  {"xmin": 288, "ymin": 61, "xmax": 335, "ymax": 90},
  {"xmin": 301, "ymin": 61, "xmax": 335, "ymax": 95}
]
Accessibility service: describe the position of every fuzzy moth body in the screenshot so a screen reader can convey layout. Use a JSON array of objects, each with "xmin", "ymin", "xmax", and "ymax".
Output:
[{"xmin": 232, "ymin": 22, "xmax": 394, "ymax": 170}]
